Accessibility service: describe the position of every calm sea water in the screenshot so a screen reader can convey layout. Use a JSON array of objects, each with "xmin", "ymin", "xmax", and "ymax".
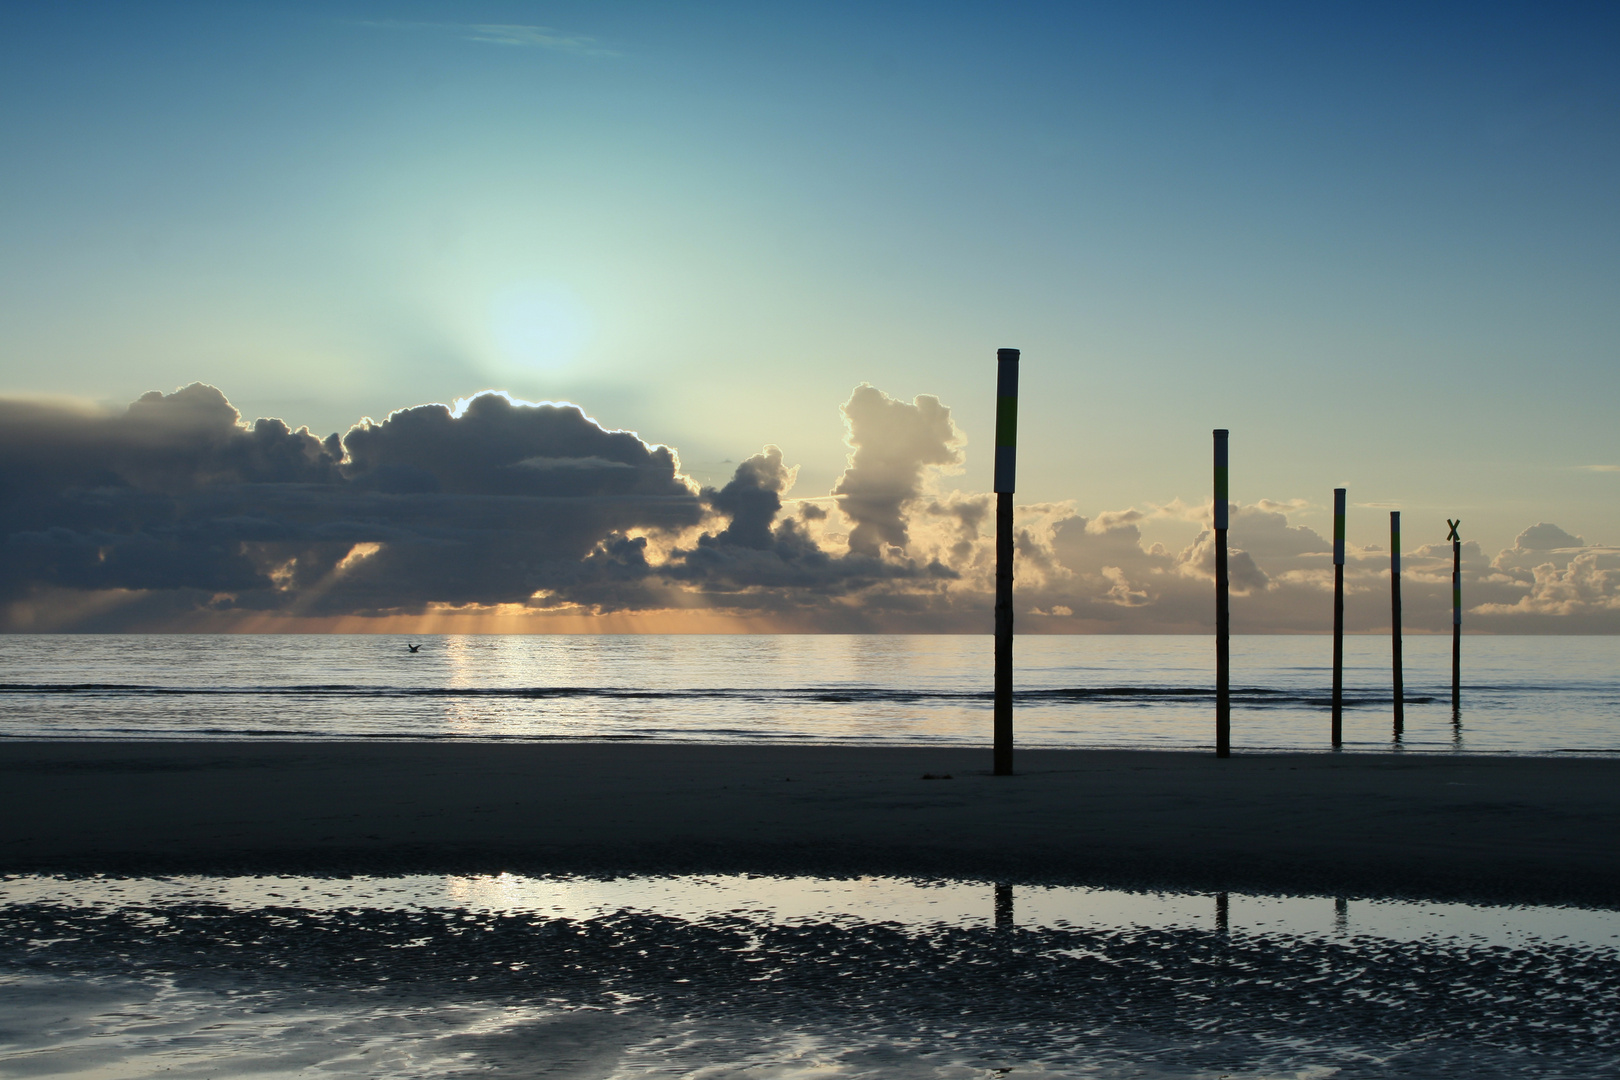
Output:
[{"xmin": 1, "ymin": 633, "xmax": 1617, "ymax": 753}]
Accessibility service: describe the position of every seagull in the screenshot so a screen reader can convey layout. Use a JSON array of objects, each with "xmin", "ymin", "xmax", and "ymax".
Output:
[{"xmin": 407, "ymin": 643, "xmax": 421, "ymax": 653}]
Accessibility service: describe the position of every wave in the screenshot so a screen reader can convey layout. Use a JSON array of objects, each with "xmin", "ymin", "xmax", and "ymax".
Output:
[{"xmin": 0, "ymin": 682, "xmax": 1437, "ymax": 710}]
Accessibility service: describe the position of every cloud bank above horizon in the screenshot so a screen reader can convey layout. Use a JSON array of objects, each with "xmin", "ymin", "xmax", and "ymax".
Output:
[{"xmin": 2, "ymin": 383, "xmax": 1616, "ymax": 634}]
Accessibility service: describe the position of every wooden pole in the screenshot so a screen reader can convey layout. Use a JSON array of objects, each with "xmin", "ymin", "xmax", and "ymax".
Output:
[
  {"xmin": 993, "ymin": 348, "xmax": 1020, "ymax": 777},
  {"xmin": 1214, "ymin": 429, "xmax": 1230, "ymax": 758},
  {"xmin": 1448, "ymin": 519, "xmax": 1461, "ymax": 712},
  {"xmin": 1391, "ymin": 511, "xmax": 1403, "ymax": 740},
  {"xmin": 1331, "ymin": 488, "xmax": 1346, "ymax": 748}
]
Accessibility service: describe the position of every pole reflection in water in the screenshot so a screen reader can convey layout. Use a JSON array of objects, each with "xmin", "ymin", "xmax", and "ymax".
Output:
[
  {"xmin": 4, "ymin": 873, "xmax": 1619, "ymax": 1079},
  {"xmin": 994, "ymin": 882, "xmax": 1013, "ymax": 930}
]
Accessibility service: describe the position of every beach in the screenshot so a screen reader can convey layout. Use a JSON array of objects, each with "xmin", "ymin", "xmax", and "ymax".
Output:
[{"xmin": 3, "ymin": 741, "xmax": 1617, "ymax": 907}]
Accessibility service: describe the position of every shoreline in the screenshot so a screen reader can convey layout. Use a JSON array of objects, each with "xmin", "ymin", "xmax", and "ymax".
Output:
[
  {"xmin": 6, "ymin": 734, "xmax": 1617, "ymax": 757},
  {"xmin": 3, "ymin": 741, "xmax": 1618, "ymax": 908}
]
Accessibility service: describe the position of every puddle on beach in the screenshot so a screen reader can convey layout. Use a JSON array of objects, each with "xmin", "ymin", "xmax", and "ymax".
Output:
[{"xmin": 3, "ymin": 874, "xmax": 1617, "ymax": 1078}]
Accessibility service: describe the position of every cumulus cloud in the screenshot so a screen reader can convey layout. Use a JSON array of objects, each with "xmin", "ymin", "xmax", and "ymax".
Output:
[
  {"xmin": 2, "ymin": 385, "xmax": 342, "ymax": 606},
  {"xmin": 0, "ymin": 385, "xmax": 704, "ymax": 625},
  {"xmin": 1029, "ymin": 507, "xmax": 1276, "ymax": 630},
  {"xmin": 659, "ymin": 397, "xmax": 967, "ymax": 623},
  {"xmin": 832, "ymin": 385, "xmax": 963, "ymax": 556},
  {"xmin": 1012, "ymin": 505, "xmax": 1620, "ymax": 634},
  {"xmin": 666, "ymin": 445, "xmax": 896, "ymax": 596},
  {"xmin": 1510, "ymin": 522, "xmax": 1586, "ymax": 551},
  {"xmin": 1473, "ymin": 550, "xmax": 1620, "ymax": 623},
  {"xmin": 1466, "ymin": 523, "xmax": 1620, "ymax": 628},
  {"xmin": 4, "ymin": 381, "xmax": 1616, "ymax": 633},
  {"xmin": 702, "ymin": 445, "xmax": 797, "ymax": 550}
]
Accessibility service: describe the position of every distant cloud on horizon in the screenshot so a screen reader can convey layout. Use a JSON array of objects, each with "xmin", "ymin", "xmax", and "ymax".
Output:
[{"xmin": 2, "ymin": 384, "xmax": 1616, "ymax": 634}]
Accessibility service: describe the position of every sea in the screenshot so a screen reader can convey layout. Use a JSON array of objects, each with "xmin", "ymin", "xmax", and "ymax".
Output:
[
  {"xmin": 4, "ymin": 633, "xmax": 1619, "ymax": 1077},
  {"xmin": 1, "ymin": 632, "xmax": 1616, "ymax": 754}
]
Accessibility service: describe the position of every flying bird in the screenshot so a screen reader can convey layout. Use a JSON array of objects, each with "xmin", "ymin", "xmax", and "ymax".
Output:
[{"xmin": 407, "ymin": 643, "xmax": 421, "ymax": 653}]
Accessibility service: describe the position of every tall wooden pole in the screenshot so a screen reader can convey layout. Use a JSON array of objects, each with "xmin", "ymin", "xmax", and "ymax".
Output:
[
  {"xmin": 1214, "ymin": 429, "xmax": 1230, "ymax": 758},
  {"xmin": 1391, "ymin": 511, "xmax": 1403, "ymax": 739},
  {"xmin": 1448, "ymin": 519, "xmax": 1461, "ymax": 712},
  {"xmin": 1331, "ymin": 488, "xmax": 1346, "ymax": 748},
  {"xmin": 993, "ymin": 348, "xmax": 1020, "ymax": 776}
]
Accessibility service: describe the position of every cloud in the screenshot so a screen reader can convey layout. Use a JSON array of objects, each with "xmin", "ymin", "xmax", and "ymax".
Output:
[
  {"xmin": 1020, "ymin": 505, "xmax": 1620, "ymax": 634},
  {"xmin": 1460, "ymin": 523, "xmax": 1620, "ymax": 626},
  {"xmin": 1038, "ymin": 510, "xmax": 1270, "ymax": 628},
  {"xmin": 704, "ymin": 445, "xmax": 797, "ymax": 550},
  {"xmin": 1510, "ymin": 522, "xmax": 1586, "ymax": 551},
  {"xmin": 0, "ymin": 385, "xmax": 703, "ymax": 623},
  {"xmin": 661, "ymin": 429, "xmax": 959, "ymax": 622},
  {"xmin": 463, "ymin": 24, "xmax": 613, "ymax": 54},
  {"xmin": 4, "ymin": 382, "xmax": 1617, "ymax": 634},
  {"xmin": 832, "ymin": 385, "xmax": 964, "ymax": 556},
  {"xmin": 1472, "ymin": 549, "xmax": 1620, "ymax": 622},
  {"xmin": 352, "ymin": 20, "xmax": 616, "ymax": 57},
  {"xmin": 1577, "ymin": 465, "xmax": 1620, "ymax": 473},
  {"xmin": 1175, "ymin": 529, "xmax": 1272, "ymax": 593}
]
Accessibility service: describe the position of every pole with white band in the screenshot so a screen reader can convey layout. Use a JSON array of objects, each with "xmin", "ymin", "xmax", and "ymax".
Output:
[
  {"xmin": 1331, "ymin": 488, "xmax": 1346, "ymax": 748},
  {"xmin": 1448, "ymin": 519, "xmax": 1461, "ymax": 714},
  {"xmin": 993, "ymin": 348, "xmax": 1020, "ymax": 777},
  {"xmin": 1214, "ymin": 429, "xmax": 1230, "ymax": 758},
  {"xmin": 1391, "ymin": 511, "xmax": 1404, "ymax": 739}
]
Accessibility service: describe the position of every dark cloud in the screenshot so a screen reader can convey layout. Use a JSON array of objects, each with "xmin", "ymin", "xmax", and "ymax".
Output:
[
  {"xmin": 1, "ymin": 382, "xmax": 975, "ymax": 629},
  {"xmin": 702, "ymin": 445, "xmax": 795, "ymax": 550},
  {"xmin": 1, "ymin": 385, "xmax": 344, "ymax": 604},
  {"xmin": 5, "ymin": 383, "xmax": 1616, "ymax": 633},
  {"xmin": 1, "ymin": 386, "xmax": 704, "ymax": 622},
  {"xmin": 665, "ymin": 445, "xmax": 941, "ymax": 601},
  {"xmin": 341, "ymin": 393, "xmax": 688, "ymax": 500},
  {"xmin": 316, "ymin": 394, "xmax": 701, "ymax": 612}
]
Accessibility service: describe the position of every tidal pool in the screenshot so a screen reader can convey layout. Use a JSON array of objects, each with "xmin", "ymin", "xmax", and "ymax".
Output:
[{"xmin": 2, "ymin": 873, "xmax": 1617, "ymax": 1078}]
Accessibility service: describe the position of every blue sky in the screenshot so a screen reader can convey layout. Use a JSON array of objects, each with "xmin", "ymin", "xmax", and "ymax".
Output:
[{"xmin": 1, "ymin": 2, "xmax": 1617, "ymax": 630}]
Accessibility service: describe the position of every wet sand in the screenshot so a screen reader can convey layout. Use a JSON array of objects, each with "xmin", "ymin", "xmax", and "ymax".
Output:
[{"xmin": 2, "ymin": 741, "xmax": 1617, "ymax": 906}]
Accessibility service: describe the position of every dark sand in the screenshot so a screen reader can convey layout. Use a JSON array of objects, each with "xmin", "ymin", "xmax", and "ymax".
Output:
[{"xmin": 3, "ymin": 741, "xmax": 1617, "ymax": 906}]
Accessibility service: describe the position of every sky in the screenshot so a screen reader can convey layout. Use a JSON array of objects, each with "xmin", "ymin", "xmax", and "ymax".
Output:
[{"xmin": 1, "ymin": 1, "xmax": 1616, "ymax": 632}]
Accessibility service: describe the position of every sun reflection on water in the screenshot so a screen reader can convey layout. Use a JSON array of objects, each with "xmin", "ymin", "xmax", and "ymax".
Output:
[{"xmin": 4, "ymin": 872, "xmax": 1618, "ymax": 1078}]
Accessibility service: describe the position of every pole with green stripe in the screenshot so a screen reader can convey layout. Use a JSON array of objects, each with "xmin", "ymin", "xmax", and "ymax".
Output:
[
  {"xmin": 1214, "ymin": 430, "xmax": 1230, "ymax": 758},
  {"xmin": 1331, "ymin": 488, "xmax": 1346, "ymax": 748},
  {"xmin": 993, "ymin": 348, "xmax": 1020, "ymax": 776},
  {"xmin": 1448, "ymin": 519, "xmax": 1461, "ymax": 715},
  {"xmin": 1391, "ymin": 511, "xmax": 1404, "ymax": 739}
]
